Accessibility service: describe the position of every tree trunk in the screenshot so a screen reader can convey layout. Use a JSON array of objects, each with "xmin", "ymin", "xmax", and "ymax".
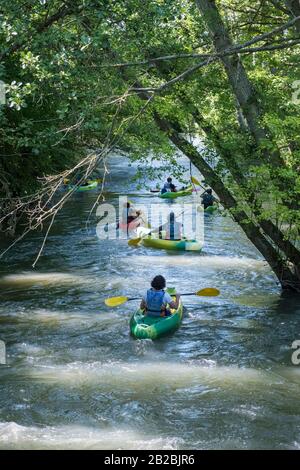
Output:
[
  {"xmin": 189, "ymin": 105, "xmax": 300, "ymax": 266},
  {"xmin": 153, "ymin": 112, "xmax": 300, "ymax": 291}
]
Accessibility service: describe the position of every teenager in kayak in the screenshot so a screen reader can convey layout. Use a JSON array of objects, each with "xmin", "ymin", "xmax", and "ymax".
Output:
[
  {"xmin": 140, "ymin": 275, "xmax": 180, "ymax": 317},
  {"xmin": 158, "ymin": 211, "xmax": 183, "ymax": 240},
  {"xmin": 161, "ymin": 177, "xmax": 177, "ymax": 194},
  {"xmin": 201, "ymin": 188, "xmax": 218, "ymax": 210},
  {"xmin": 120, "ymin": 202, "xmax": 141, "ymax": 229}
]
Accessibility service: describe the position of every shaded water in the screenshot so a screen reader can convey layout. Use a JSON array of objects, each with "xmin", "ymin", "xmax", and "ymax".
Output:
[{"xmin": 0, "ymin": 155, "xmax": 300, "ymax": 449}]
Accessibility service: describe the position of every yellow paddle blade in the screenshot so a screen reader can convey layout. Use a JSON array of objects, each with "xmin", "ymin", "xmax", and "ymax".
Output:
[
  {"xmin": 196, "ymin": 288, "xmax": 220, "ymax": 297},
  {"xmin": 105, "ymin": 296, "xmax": 128, "ymax": 307},
  {"xmin": 128, "ymin": 237, "xmax": 142, "ymax": 246},
  {"xmin": 191, "ymin": 176, "xmax": 201, "ymax": 186}
]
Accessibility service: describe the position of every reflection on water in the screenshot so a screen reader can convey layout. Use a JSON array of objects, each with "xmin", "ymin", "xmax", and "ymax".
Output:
[{"xmin": 0, "ymin": 155, "xmax": 300, "ymax": 450}]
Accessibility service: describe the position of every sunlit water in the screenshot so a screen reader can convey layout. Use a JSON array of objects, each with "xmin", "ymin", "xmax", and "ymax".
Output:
[{"xmin": 0, "ymin": 155, "xmax": 300, "ymax": 450}]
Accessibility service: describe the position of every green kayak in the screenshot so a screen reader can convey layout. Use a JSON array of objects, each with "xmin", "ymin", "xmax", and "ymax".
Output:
[
  {"xmin": 68, "ymin": 180, "xmax": 98, "ymax": 192},
  {"xmin": 142, "ymin": 236, "xmax": 202, "ymax": 251},
  {"xmin": 159, "ymin": 186, "xmax": 193, "ymax": 199},
  {"xmin": 130, "ymin": 288, "xmax": 183, "ymax": 340},
  {"xmin": 204, "ymin": 204, "xmax": 218, "ymax": 214}
]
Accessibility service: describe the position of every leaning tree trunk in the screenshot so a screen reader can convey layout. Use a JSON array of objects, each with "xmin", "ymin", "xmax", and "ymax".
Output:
[
  {"xmin": 188, "ymin": 105, "xmax": 300, "ymax": 266},
  {"xmin": 153, "ymin": 112, "xmax": 300, "ymax": 291},
  {"xmin": 153, "ymin": 62, "xmax": 300, "ymax": 264},
  {"xmin": 194, "ymin": 0, "xmax": 283, "ymax": 165}
]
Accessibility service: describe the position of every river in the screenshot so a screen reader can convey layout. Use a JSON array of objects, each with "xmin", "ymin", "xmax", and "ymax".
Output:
[{"xmin": 0, "ymin": 155, "xmax": 300, "ymax": 450}]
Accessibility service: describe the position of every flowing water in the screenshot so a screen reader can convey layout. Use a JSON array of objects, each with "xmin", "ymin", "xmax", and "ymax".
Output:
[{"xmin": 0, "ymin": 155, "xmax": 300, "ymax": 450}]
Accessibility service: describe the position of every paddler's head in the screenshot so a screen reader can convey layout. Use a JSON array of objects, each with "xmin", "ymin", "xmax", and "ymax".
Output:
[{"xmin": 151, "ymin": 275, "xmax": 166, "ymax": 291}]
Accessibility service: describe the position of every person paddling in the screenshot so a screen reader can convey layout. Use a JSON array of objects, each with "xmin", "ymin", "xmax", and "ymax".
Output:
[
  {"xmin": 140, "ymin": 275, "xmax": 180, "ymax": 317},
  {"xmin": 161, "ymin": 177, "xmax": 177, "ymax": 194},
  {"xmin": 120, "ymin": 202, "xmax": 141, "ymax": 228},
  {"xmin": 158, "ymin": 211, "xmax": 183, "ymax": 240},
  {"xmin": 201, "ymin": 188, "xmax": 218, "ymax": 210}
]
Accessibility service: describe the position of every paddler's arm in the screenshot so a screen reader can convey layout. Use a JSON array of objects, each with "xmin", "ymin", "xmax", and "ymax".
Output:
[
  {"xmin": 168, "ymin": 294, "xmax": 180, "ymax": 310},
  {"xmin": 140, "ymin": 299, "xmax": 147, "ymax": 311}
]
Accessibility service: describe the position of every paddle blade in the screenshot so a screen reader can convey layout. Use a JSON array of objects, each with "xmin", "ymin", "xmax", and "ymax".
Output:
[
  {"xmin": 128, "ymin": 237, "xmax": 142, "ymax": 246},
  {"xmin": 105, "ymin": 296, "xmax": 128, "ymax": 307},
  {"xmin": 136, "ymin": 227, "xmax": 151, "ymax": 237},
  {"xmin": 196, "ymin": 288, "xmax": 220, "ymax": 297},
  {"xmin": 191, "ymin": 176, "xmax": 201, "ymax": 186}
]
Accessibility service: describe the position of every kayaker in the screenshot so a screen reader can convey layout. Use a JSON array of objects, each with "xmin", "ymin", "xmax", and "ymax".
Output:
[
  {"xmin": 201, "ymin": 188, "xmax": 218, "ymax": 210},
  {"xmin": 161, "ymin": 177, "xmax": 177, "ymax": 194},
  {"xmin": 158, "ymin": 212, "xmax": 182, "ymax": 240},
  {"xmin": 121, "ymin": 202, "xmax": 141, "ymax": 226},
  {"xmin": 140, "ymin": 275, "xmax": 180, "ymax": 317}
]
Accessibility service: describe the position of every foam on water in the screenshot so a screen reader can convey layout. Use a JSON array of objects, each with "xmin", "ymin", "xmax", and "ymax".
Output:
[
  {"xmin": 0, "ymin": 422, "xmax": 183, "ymax": 450},
  {"xmin": 0, "ymin": 272, "xmax": 86, "ymax": 288},
  {"xmin": 128, "ymin": 255, "xmax": 267, "ymax": 270},
  {"xmin": 2, "ymin": 308, "xmax": 118, "ymax": 325},
  {"xmin": 27, "ymin": 361, "xmax": 283, "ymax": 391},
  {"xmin": 0, "ymin": 272, "xmax": 121, "ymax": 291}
]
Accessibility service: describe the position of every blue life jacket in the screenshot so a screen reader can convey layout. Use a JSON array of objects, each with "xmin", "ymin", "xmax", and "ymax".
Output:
[
  {"xmin": 146, "ymin": 289, "xmax": 165, "ymax": 317},
  {"xmin": 161, "ymin": 182, "xmax": 172, "ymax": 194}
]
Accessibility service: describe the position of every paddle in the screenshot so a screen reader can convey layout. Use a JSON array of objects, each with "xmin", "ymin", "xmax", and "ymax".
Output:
[
  {"xmin": 128, "ymin": 227, "xmax": 152, "ymax": 246},
  {"xmin": 191, "ymin": 176, "xmax": 207, "ymax": 192},
  {"xmin": 191, "ymin": 176, "xmax": 201, "ymax": 186},
  {"xmin": 105, "ymin": 287, "xmax": 220, "ymax": 307}
]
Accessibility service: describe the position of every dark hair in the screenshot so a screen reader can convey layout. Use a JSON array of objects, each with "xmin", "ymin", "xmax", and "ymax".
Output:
[
  {"xmin": 151, "ymin": 275, "xmax": 166, "ymax": 290},
  {"xmin": 167, "ymin": 177, "xmax": 172, "ymax": 182},
  {"xmin": 207, "ymin": 188, "xmax": 212, "ymax": 194},
  {"xmin": 169, "ymin": 211, "xmax": 175, "ymax": 222}
]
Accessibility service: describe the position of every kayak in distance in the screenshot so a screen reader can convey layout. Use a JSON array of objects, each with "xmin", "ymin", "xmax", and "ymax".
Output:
[
  {"xmin": 68, "ymin": 180, "xmax": 98, "ymax": 192},
  {"xmin": 158, "ymin": 186, "xmax": 193, "ymax": 199}
]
